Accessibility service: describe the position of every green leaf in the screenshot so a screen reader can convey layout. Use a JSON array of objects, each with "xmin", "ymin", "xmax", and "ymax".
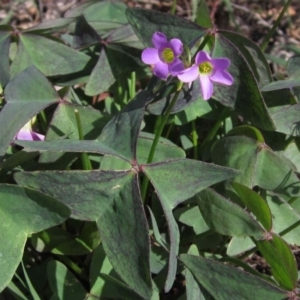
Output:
[
  {"xmin": 94, "ymin": 173, "xmax": 152, "ymax": 299},
  {"xmin": 32, "ymin": 222, "xmax": 100, "ymax": 255},
  {"xmin": 212, "ymin": 34, "xmax": 275, "ymax": 131},
  {"xmin": 15, "ymin": 170, "xmax": 152, "ymax": 300},
  {"xmin": 147, "ymin": 80, "xmax": 205, "ymax": 115},
  {"xmin": 231, "ymin": 182, "xmax": 273, "ymax": 231},
  {"xmin": 98, "ymin": 90, "xmax": 153, "ymax": 161},
  {"xmin": 228, "ymin": 191, "xmax": 300, "ymax": 256},
  {"xmin": 227, "ymin": 236, "xmax": 255, "ymax": 256},
  {"xmin": 107, "ymin": 24, "xmax": 142, "ymax": 48},
  {"xmin": 197, "ymin": 188, "xmax": 265, "ymax": 239},
  {"xmin": 142, "ymin": 159, "xmax": 239, "ymax": 292},
  {"xmin": 150, "ymin": 244, "xmax": 168, "ymax": 275},
  {"xmin": 73, "ymin": 15, "xmax": 100, "ymax": 48},
  {"xmin": 0, "ymin": 151, "xmax": 39, "ymax": 170},
  {"xmin": 106, "ymin": 43, "xmax": 143, "ymax": 74},
  {"xmin": 180, "ymin": 254, "xmax": 287, "ymax": 300},
  {"xmin": 255, "ymin": 148, "xmax": 300, "ymax": 197},
  {"xmin": 1, "ymin": 66, "xmax": 59, "ymax": 161},
  {"xmin": 0, "ymin": 30, "xmax": 10, "ymax": 86},
  {"xmin": 270, "ymin": 103, "xmax": 300, "ymax": 136},
  {"xmin": 47, "ymin": 260, "xmax": 87, "ymax": 300},
  {"xmin": 95, "ymin": 274, "xmax": 147, "ymax": 300},
  {"xmin": 21, "ymin": 262, "xmax": 41, "ymax": 300},
  {"xmin": 194, "ymin": 0, "xmax": 213, "ymax": 28},
  {"xmin": 15, "ymin": 170, "xmax": 127, "ymax": 220},
  {"xmin": 256, "ymin": 234, "xmax": 298, "ymax": 291},
  {"xmin": 283, "ymin": 142, "xmax": 300, "ymax": 172},
  {"xmin": 85, "ymin": 47, "xmax": 115, "ymax": 96},
  {"xmin": 185, "ymin": 245, "xmax": 203, "ymax": 300},
  {"xmin": 15, "ymin": 140, "xmax": 129, "ymax": 162},
  {"xmin": 23, "ymin": 18, "xmax": 75, "ymax": 34},
  {"xmin": 126, "ymin": 7, "xmax": 206, "ymax": 47},
  {"xmin": 10, "ymin": 33, "xmax": 90, "ymax": 78},
  {"xmin": 90, "ymin": 244, "xmax": 120, "ymax": 299},
  {"xmin": 287, "ymin": 55, "xmax": 300, "ymax": 78},
  {"xmin": 175, "ymin": 206, "xmax": 209, "ymax": 235},
  {"xmin": 6, "ymin": 280, "xmax": 28, "ymax": 300},
  {"xmin": 148, "ymin": 207, "xmax": 168, "ymax": 251},
  {"xmin": 0, "ymin": 185, "xmax": 70, "ymax": 292},
  {"xmin": 212, "ymin": 136, "xmax": 261, "ymax": 187},
  {"xmin": 86, "ymin": 44, "xmax": 143, "ymax": 96},
  {"xmin": 143, "ymin": 159, "xmax": 239, "ymax": 209},
  {"xmin": 39, "ymin": 102, "xmax": 110, "ymax": 166},
  {"xmin": 227, "ymin": 125, "xmax": 265, "ymax": 143},
  {"xmin": 100, "ymin": 155, "xmax": 132, "ymax": 171},
  {"xmin": 263, "ymin": 88, "xmax": 293, "ymax": 115},
  {"xmin": 261, "ymin": 79, "xmax": 300, "ymax": 92},
  {"xmin": 218, "ymin": 30, "xmax": 272, "ymax": 88},
  {"xmin": 137, "ymin": 132, "xmax": 185, "ymax": 164},
  {"xmin": 212, "ymin": 135, "xmax": 300, "ymax": 197},
  {"xmin": 266, "ymin": 193, "xmax": 300, "ymax": 246},
  {"xmin": 66, "ymin": 1, "xmax": 128, "ymax": 26},
  {"xmin": 174, "ymin": 98, "xmax": 215, "ymax": 125}
]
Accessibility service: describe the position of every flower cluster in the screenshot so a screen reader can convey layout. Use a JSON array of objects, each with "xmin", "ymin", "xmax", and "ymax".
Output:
[{"xmin": 141, "ymin": 32, "xmax": 234, "ymax": 100}]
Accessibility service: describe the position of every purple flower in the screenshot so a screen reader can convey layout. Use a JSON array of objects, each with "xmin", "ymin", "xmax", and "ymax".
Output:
[
  {"xmin": 177, "ymin": 50, "xmax": 234, "ymax": 100},
  {"xmin": 15, "ymin": 128, "xmax": 45, "ymax": 141},
  {"xmin": 141, "ymin": 32, "xmax": 184, "ymax": 80}
]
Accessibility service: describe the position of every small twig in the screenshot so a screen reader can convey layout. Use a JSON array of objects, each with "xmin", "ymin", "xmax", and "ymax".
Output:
[{"xmin": 36, "ymin": 0, "xmax": 43, "ymax": 22}]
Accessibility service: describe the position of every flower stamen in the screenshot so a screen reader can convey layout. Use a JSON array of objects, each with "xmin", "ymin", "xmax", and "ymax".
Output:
[
  {"xmin": 199, "ymin": 62, "xmax": 213, "ymax": 75},
  {"xmin": 162, "ymin": 48, "xmax": 174, "ymax": 63}
]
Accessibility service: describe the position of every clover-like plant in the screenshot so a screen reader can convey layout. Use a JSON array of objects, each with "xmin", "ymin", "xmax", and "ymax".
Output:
[{"xmin": 0, "ymin": 0, "xmax": 299, "ymax": 299}]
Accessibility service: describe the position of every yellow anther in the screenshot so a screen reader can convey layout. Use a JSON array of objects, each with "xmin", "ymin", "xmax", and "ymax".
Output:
[
  {"xmin": 162, "ymin": 48, "xmax": 174, "ymax": 63},
  {"xmin": 199, "ymin": 62, "xmax": 213, "ymax": 74}
]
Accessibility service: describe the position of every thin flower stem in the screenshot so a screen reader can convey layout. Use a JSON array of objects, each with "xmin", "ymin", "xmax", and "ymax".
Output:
[
  {"xmin": 171, "ymin": 0, "xmax": 177, "ymax": 14},
  {"xmin": 165, "ymin": 122, "xmax": 174, "ymax": 139},
  {"xmin": 117, "ymin": 78, "xmax": 123, "ymax": 102},
  {"xmin": 191, "ymin": 119, "xmax": 198, "ymax": 160},
  {"xmin": 56, "ymin": 255, "xmax": 89, "ymax": 281},
  {"xmin": 129, "ymin": 71, "xmax": 136, "ymax": 100},
  {"xmin": 154, "ymin": 115, "xmax": 162, "ymax": 135},
  {"xmin": 141, "ymin": 90, "xmax": 181, "ymax": 201},
  {"xmin": 40, "ymin": 110, "xmax": 47, "ymax": 125},
  {"xmin": 74, "ymin": 109, "xmax": 92, "ymax": 171},
  {"xmin": 260, "ymin": 0, "xmax": 292, "ymax": 52},
  {"xmin": 197, "ymin": 34, "xmax": 211, "ymax": 52},
  {"xmin": 39, "ymin": 110, "xmax": 47, "ymax": 132},
  {"xmin": 198, "ymin": 107, "xmax": 229, "ymax": 157}
]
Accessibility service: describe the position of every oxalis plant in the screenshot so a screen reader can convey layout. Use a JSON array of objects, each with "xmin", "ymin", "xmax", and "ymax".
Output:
[{"xmin": 0, "ymin": 0, "xmax": 300, "ymax": 299}]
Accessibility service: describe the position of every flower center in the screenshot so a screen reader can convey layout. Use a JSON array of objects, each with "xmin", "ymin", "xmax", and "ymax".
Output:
[
  {"xmin": 199, "ymin": 62, "xmax": 213, "ymax": 75},
  {"xmin": 162, "ymin": 48, "xmax": 174, "ymax": 63}
]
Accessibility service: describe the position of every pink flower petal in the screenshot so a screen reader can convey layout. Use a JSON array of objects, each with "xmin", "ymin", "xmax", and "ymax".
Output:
[
  {"xmin": 169, "ymin": 38, "xmax": 183, "ymax": 57},
  {"xmin": 31, "ymin": 132, "xmax": 45, "ymax": 141},
  {"xmin": 15, "ymin": 129, "xmax": 33, "ymax": 140},
  {"xmin": 169, "ymin": 58, "xmax": 185, "ymax": 75},
  {"xmin": 152, "ymin": 32, "xmax": 168, "ymax": 49},
  {"xmin": 153, "ymin": 61, "xmax": 169, "ymax": 79},
  {"xmin": 211, "ymin": 58, "xmax": 230, "ymax": 71},
  {"xmin": 177, "ymin": 65, "xmax": 199, "ymax": 83},
  {"xmin": 210, "ymin": 70, "xmax": 234, "ymax": 85},
  {"xmin": 195, "ymin": 50, "xmax": 212, "ymax": 65},
  {"xmin": 199, "ymin": 75, "xmax": 213, "ymax": 100},
  {"xmin": 15, "ymin": 129, "xmax": 45, "ymax": 141},
  {"xmin": 141, "ymin": 48, "xmax": 159, "ymax": 64}
]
